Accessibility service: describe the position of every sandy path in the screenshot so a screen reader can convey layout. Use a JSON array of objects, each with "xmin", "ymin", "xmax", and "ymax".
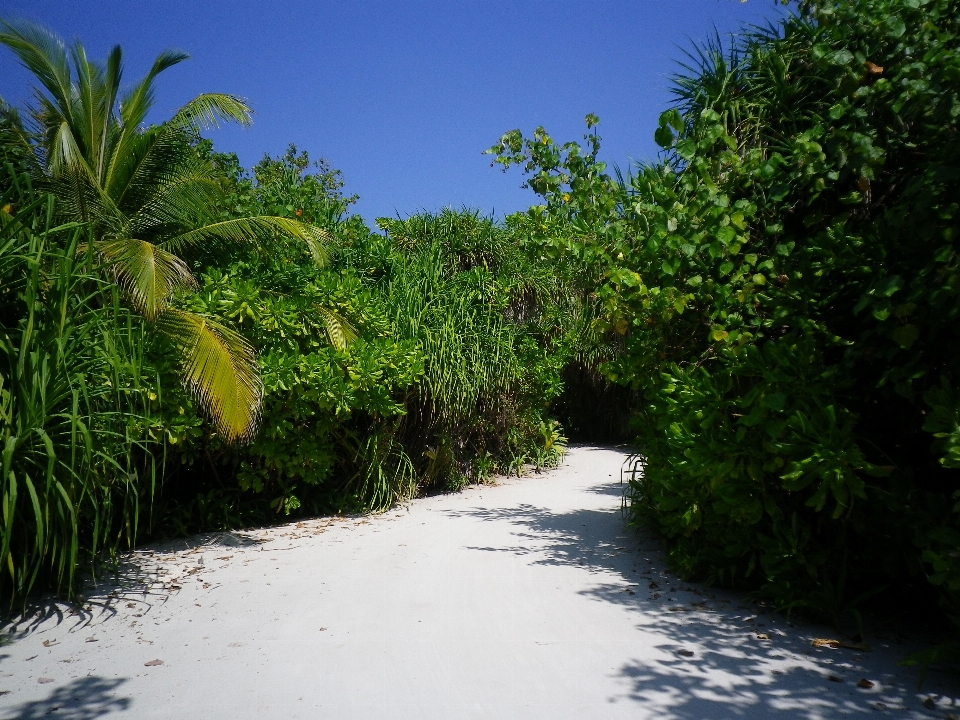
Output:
[{"xmin": 1, "ymin": 446, "xmax": 958, "ymax": 719}]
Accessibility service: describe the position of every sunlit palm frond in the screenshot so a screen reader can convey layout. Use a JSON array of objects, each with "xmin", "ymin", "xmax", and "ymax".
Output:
[
  {"xmin": 167, "ymin": 93, "xmax": 253, "ymax": 134},
  {"xmin": 155, "ymin": 307, "xmax": 263, "ymax": 442},
  {"xmin": 316, "ymin": 306, "xmax": 358, "ymax": 350},
  {"xmin": 48, "ymin": 120, "xmax": 90, "ymax": 178},
  {"xmin": 161, "ymin": 216, "xmax": 331, "ymax": 265},
  {"xmin": 97, "ymin": 237, "xmax": 197, "ymax": 319},
  {"xmin": 125, "ymin": 171, "xmax": 222, "ymax": 236},
  {"xmin": 0, "ymin": 20, "xmax": 73, "ymax": 121},
  {"xmin": 117, "ymin": 49, "xmax": 190, "ymax": 132},
  {"xmin": 106, "ymin": 124, "xmax": 194, "ymax": 209}
]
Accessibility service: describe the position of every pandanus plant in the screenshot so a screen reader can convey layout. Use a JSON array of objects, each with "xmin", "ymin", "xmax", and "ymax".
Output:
[{"xmin": 0, "ymin": 19, "xmax": 331, "ymax": 441}]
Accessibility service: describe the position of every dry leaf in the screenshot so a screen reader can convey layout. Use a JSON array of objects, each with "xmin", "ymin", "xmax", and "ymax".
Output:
[
  {"xmin": 864, "ymin": 60, "xmax": 884, "ymax": 74},
  {"xmin": 857, "ymin": 678, "xmax": 874, "ymax": 689},
  {"xmin": 756, "ymin": 634, "xmax": 770, "ymax": 640},
  {"xmin": 828, "ymin": 675, "xmax": 844, "ymax": 683},
  {"xmin": 85, "ymin": 637, "xmax": 98, "ymax": 643},
  {"xmin": 42, "ymin": 640, "xmax": 57, "ymax": 647},
  {"xmin": 37, "ymin": 677, "xmax": 54, "ymax": 684},
  {"xmin": 144, "ymin": 659, "xmax": 164, "ymax": 667},
  {"xmin": 811, "ymin": 638, "xmax": 871, "ymax": 651},
  {"xmin": 677, "ymin": 649, "xmax": 694, "ymax": 657}
]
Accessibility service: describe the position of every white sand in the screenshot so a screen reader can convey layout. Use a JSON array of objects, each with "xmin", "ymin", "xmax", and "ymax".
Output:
[{"xmin": 1, "ymin": 446, "xmax": 957, "ymax": 719}]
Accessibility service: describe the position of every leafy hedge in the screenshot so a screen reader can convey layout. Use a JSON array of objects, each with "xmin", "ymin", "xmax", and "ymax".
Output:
[
  {"xmin": 489, "ymin": 0, "xmax": 960, "ymax": 625},
  {"xmin": 142, "ymin": 148, "xmax": 581, "ymax": 537}
]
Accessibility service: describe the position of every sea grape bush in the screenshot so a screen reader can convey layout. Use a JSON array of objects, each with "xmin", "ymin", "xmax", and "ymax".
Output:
[{"xmin": 489, "ymin": 0, "xmax": 960, "ymax": 624}]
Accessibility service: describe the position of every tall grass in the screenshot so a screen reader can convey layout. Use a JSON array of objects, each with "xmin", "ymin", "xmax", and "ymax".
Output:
[
  {"xmin": 0, "ymin": 170, "xmax": 158, "ymax": 606},
  {"xmin": 367, "ymin": 210, "xmax": 571, "ymax": 490}
]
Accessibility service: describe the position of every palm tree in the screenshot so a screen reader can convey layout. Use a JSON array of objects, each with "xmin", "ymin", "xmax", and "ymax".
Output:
[{"xmin": 0, "ymin": 19, "xmax": 331, "ymax": 441}]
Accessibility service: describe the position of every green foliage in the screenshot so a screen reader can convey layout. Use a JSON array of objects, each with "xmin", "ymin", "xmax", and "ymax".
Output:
[
  {"xmin": 0, "ymin": 19, "xmax": 330, "ymax": 442},
  {"xmin": 154, "ymin": 150, "xmax": 579, "ymax": 529},
  {"xmin": 488, "ymin": 0, "xmax": 960, "ymax": 628},
  {"xmin": 0, "ymin": 170, "xmax": 160, "ymax": 605}
]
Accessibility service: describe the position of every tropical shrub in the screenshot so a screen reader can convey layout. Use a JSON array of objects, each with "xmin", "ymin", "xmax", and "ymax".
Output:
[
  {"xmin": 0, "ymin": 20, "xmax": 330, "ymax": 441},
  {"xmin": 488, "ymin": 0, "xmax": 960, "ymax": 626},
  {"xmin": 0, "ymin": 170, "xmax": 160, "ymax": 604}
]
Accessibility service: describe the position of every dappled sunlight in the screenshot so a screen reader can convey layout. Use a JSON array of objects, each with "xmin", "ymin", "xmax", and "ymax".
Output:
[{"xmin": 445, "ymin": 481, "xmax": 960, "ymax": 719}]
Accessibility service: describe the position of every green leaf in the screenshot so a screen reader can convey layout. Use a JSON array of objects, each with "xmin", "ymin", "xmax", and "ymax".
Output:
[
  {"xmin": 884, "ymin": 15, "xmax": 906, "ymax": 38},
  {"xmin": 654, "ymin": 126, "xmax": 675, "ymax": 149},
  {"xmin": 675, "ymin": 139, "xmax": 697, "ymax": 161},
  {"xmin": 891, "ymin": 324, "xmax": 920, "ymax": 348},
  {"xmin": 764, "ymin": 392, "xmax": 787, "ymax": 411}
]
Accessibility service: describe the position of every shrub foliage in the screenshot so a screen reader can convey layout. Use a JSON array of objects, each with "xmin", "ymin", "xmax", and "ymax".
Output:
[{"xmin": 488, "ymin": 0, "xmax": 960, "ymax": 623}]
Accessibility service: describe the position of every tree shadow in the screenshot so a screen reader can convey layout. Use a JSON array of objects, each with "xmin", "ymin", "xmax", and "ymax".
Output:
[
  {"xmin": 445, "ymin": 497, "xmax": 960, "ymax": 718},
  {"xmin": 1, "ymin": 530, "xmax": 263, "ymax": 638},
  {"xmin": 0, "ymin": 676, "xmax": 129, "ymax": 719}
]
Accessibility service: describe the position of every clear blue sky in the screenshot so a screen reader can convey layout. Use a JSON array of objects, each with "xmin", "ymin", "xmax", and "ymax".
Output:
[{"xmin": 0, "ymin": 1, "xmax": 787, "ymax": 225}]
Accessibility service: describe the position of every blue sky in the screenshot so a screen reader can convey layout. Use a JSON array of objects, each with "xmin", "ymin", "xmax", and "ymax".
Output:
[{"xmin": 0, "ymin": 1, "xmax": 787, "ymax": 224}]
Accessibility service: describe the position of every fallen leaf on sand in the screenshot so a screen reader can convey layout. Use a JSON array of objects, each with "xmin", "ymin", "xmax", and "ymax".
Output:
[
  {"xmin": 677, "ymin": 649, "xmax": 694, "ymax": 657},
  {"xmin": 756, "ymin": 634, "xmax": 770, "ymax": 640},
  {"xmin": 828, "ymin": 675, "xmax": 844, "ymax": 683},
  {"xmin": 85, "ymin": 637, "xmax": 98, "ymax": 643},
  {"xmin": 812, "ymin": 638, "xmax": 871, "ymax": 651},
  {"xmin": 37, "ymin": 678, "xmax": 54, "ymax": 684},
  {"xmin": 42, "ymin": 640, "xmax": 57, "ymax": 647},
  {"xmin": 857, "ymin": 679, "xmax": 874, "ymax": 689},
  {"xmin": 144, "ymin": 659, "xmax": 164, "ymax": 667},
  {"xmin": 319, "ymin": 627, "xmax": 327, "ymax": 632},
  {"xmin": 216, "ymin": 556, "xmax": 232, "ymax": 561}
]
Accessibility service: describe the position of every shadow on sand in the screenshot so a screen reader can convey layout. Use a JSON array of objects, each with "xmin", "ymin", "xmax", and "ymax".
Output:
[
  {"xmin": 445, "ymin": 458, "xmax": 960, "ymax": 719},
  {"xmin": 1, "ymin": 676, "xmax": 129, "ymax": 719}
]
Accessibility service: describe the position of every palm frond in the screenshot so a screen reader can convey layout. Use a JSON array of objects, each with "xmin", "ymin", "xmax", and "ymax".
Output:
[
  {"xmin": 167, "ymin": 93, "xmax": 253, "ymax": 134},
  {"xmin": 117, "ymin": 49, "xmax": 190, "ymax": 132},
  {"xmin": 0, "ymin": 20, "xmax": 73, "ymax": 121},
  {"xmin": 155, "ymin": 308, "xmax": 263, "ymax": 442},
  {"xmin": 96, "ymin": 237, "xmax": 197, "ymax": 319},
  {"xmin": 316, "ymin": 306, "xmax": 358, "ymax": 350},
  {"xmin": 161, "ymin": 216, "xmax": 331, "ymax": 265},
  {"xmin": 124, "ymin": 170, "xmax": 222, "ymax": 236}
]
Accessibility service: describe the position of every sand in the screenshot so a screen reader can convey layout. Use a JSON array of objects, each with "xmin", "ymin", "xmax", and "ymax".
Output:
[{"xmin": 1, "ymin": 445, "xmax": 958, "ymax": 719}]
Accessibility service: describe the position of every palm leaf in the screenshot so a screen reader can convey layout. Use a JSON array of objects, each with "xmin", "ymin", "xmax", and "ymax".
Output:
[
  {"xmin": 161, "ymin": 216, "xmax": 331, "ymax": 265},
  {"xmin": 0, "ymin": 20, "xmax": 73, "ymax": 122},
  {"xmin": 167, "ymin": 93, "xmax": 253, "ymax": 134},
  {"xmin": 117, "ymin": 49, "xmax": 190, "ymax": 132},
  {"xmin": 155, "ymin": 308, "xmax": 262, "ymax": 442},
  {"xmin": 316, "ymin": 306, "xmax": 358, "ymax": 350},
  {"xmin": 96, "ymin": 238, "xmax": 197, "ymax": 319}
]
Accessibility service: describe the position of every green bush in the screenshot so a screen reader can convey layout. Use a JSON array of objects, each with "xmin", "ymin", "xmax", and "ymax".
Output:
[
  {"xmin": 489, "ymin": 0, "xmax": 960, "ymax": 626},
  {"xmin": 0, "ymin": 171, "xmax": 161, "ymax": 604},
  {"xmin": 153, "ymin": 149, "xmax": 582, "ymax": 530}
]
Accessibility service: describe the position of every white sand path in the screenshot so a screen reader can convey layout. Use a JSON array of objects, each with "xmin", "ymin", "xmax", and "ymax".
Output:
[{"xmin": 1, "ymin": 446, "xmax": 958, "ymax": 719}]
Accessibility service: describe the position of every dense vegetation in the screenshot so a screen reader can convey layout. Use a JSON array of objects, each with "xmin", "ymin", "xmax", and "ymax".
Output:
[
  {"xmin": 490, "ymin": 0, "xmax": 960, "ymax": 637},
  {"xmin": 3, "ymin": 0, "xmax": 960, "ymax": 658},
  {"xmin": 0, "ymin": 20, "xmax": 591, "ymax": 605}
]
